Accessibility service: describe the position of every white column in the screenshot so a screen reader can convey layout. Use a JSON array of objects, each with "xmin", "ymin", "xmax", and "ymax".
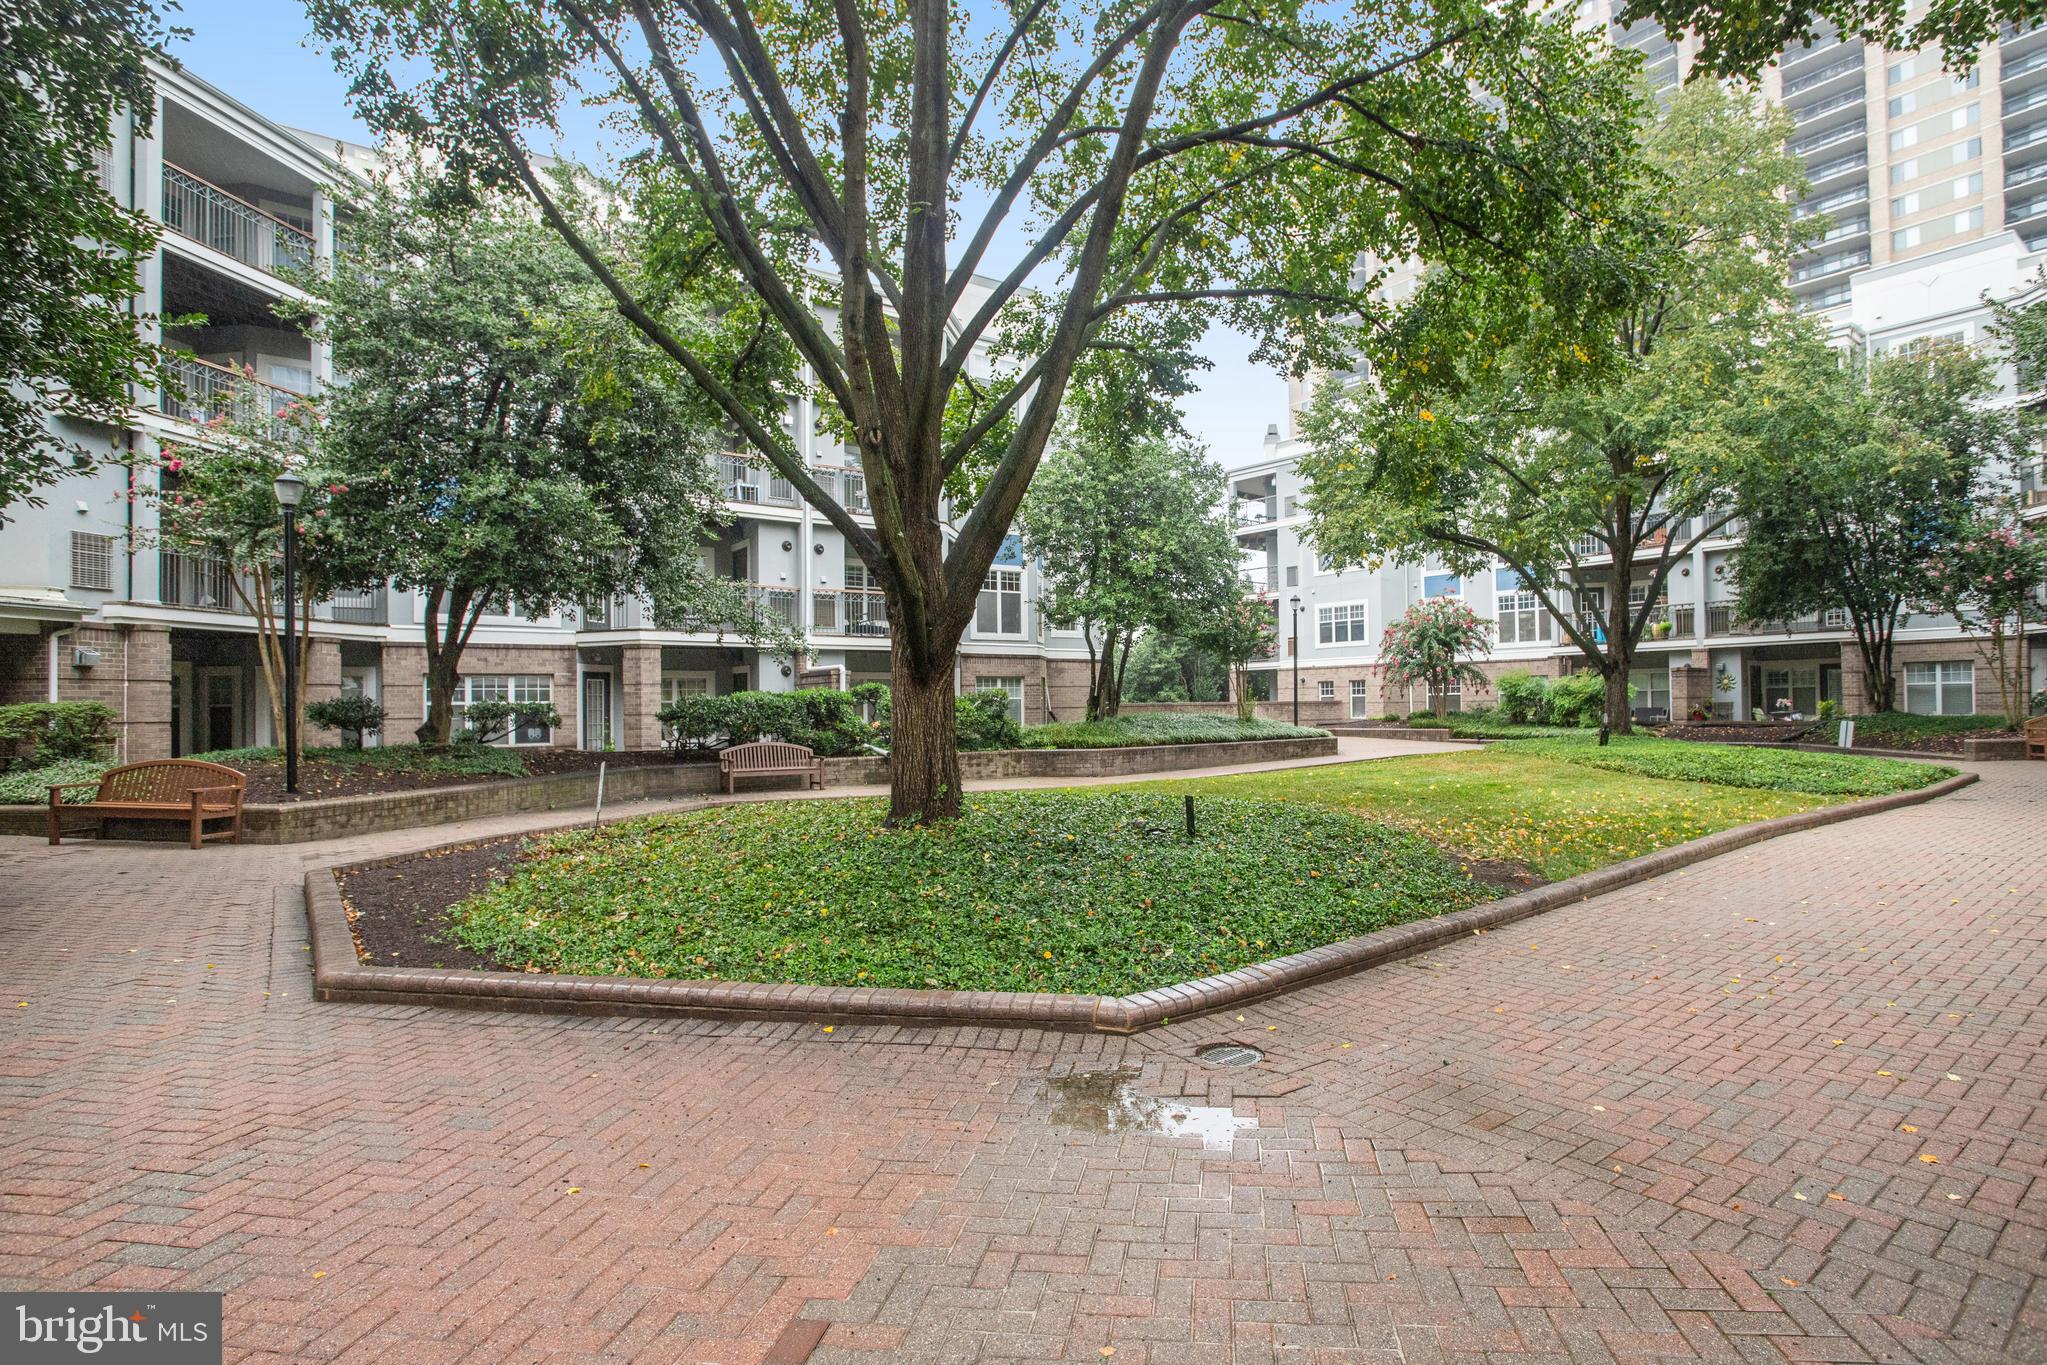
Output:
[{"xmin": 309, "ymin": 187, "xmax": 336, "ymax": 388}]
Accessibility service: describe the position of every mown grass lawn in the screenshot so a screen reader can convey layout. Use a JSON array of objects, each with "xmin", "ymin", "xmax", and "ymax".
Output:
[
  {"xmin": 1148, "ymin": 739, "xmax": 1948, "ymax": 880},
  {"xmin": 447, "ymin": 790, "xmax": 1493, "ymax": 995}
]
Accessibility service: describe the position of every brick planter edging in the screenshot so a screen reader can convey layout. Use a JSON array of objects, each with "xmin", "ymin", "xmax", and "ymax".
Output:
[{"xmin": 304, "ymin": 771, "xmax": 1978, "ymax": 1032}]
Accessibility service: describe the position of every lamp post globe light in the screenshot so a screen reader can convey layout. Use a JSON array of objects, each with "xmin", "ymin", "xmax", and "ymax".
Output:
[
  {"xmin": 273, "ymin": 470, "xmax": 308, "ymax": 795},
  {"xmin": 1288, "ymin": 594, "xmax": 1302, "ymax": 727}
]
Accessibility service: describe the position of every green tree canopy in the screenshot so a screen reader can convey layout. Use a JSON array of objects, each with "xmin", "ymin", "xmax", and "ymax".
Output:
[
  {"xmin": 1299, "ymin": 79, "xmax": 1807, "ymax": 732},
  {"xmin": 1624, "ymin": 0, "xmax": 2040, "ymax": 82},
  {"xmin": 287, "ymin": 166, "xmax": 778, "ymax": 745},
  {"xmin": 1730, "ymin": 338, "xmax": 2028, "ymax": 713},
  {"xmin": 0, "ymin": 0, "xmax": 181, "ymax": 518},
  {"xmin": 305, "ymin": 0, "xmax": 1645, "ymax": 820}
]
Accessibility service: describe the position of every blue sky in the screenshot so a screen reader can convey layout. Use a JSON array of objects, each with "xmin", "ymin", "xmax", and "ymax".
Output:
[{"xmin": 167, "ymin": 0, "xmax": 1289, "ymax": 469}]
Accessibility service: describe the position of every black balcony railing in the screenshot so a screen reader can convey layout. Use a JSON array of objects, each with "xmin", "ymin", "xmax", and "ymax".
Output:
[{"xmin": 161, "ymin": 163, "xmax": 313, "ymax": 278}]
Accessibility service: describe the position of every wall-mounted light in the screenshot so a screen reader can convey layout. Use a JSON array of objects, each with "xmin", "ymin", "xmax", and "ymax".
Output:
[
  {"xmin": 781, "ymin": 539, "xmax": 793, "ymax": 552},
  {"xmin": 814, "ymin": 543, "xmax": 826, "ymax": 555}
]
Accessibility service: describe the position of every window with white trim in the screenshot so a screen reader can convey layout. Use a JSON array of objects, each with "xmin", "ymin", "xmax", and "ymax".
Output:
[
  {"xmin": 1628, "ymin": 668, "xmax": 1671, "ymax": 717},
  {"xmin": 1317, "ymin": 602, "xmax": 1368, "ymax": 645},
  {"xmin": 1428, "ymin": 677, "xmax": 1463, "ymax": 713},
  {"xmin": 1904, "ymin": 660, "xmax": 1974, "ymax": 715},
  {"xmin": 978, "ymin": 676, "xmax": 1025, "ymax": 725},
  {"xmin": 659, "ymin": 672, "xmax": 711, "ymax": 742},
  {"xmin": 70, "ymin": 532, "xmax": 114, "ymax": 590},
  {"xmin": 1349, "ymin": 678, "xmax": 1371, "ymax": 718},
  {"xmin": 1318, "ymin": 680, "xmax": 1335, "ymax": 699},
  {"xmin": 1495, "ymin": 589, "xmax": 1553, "ymax": 645},
  {"xmin": 1422, "ymin": 572, "xmax": 1461, "ymax": 598},
  {"xmin": 976, "ymin": 568, "xmax": 1023, "ymax": 635},
  {"xmin": 445, "ymin": 674, "xmax": 554, "ymax": 745}
]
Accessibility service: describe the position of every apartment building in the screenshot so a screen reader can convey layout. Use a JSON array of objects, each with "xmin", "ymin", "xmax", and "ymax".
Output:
[
  {"xmin": 1240, "ymin": 10, "xmax": 2047, "ymax": 727},
  {"xmin": 0, "ymin": 66, "xmax": 1094, "ymax": 762}
]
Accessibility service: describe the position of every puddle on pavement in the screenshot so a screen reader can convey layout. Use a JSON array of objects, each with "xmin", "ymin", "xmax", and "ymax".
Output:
[{"xmin": 1040, "ymin": 1070, "xmax": 1257, "ymax": 1150}]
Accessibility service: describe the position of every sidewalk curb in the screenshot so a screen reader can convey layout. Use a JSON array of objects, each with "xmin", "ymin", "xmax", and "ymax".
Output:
[{"xmin": 305, "ymin": 771, "xmax": 1978, "ymax": 1034}]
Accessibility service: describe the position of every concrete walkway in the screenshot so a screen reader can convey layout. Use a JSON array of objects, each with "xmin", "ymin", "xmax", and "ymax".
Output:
[{"xmin": 0, "ymin": 756, "xmax": 2039, "ymax": 1363}]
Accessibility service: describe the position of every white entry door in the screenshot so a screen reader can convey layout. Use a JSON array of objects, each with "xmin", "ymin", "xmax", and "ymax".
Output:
[{"xmin": 582, "ymin": 673, "xmax": 612, "ymax": 749}]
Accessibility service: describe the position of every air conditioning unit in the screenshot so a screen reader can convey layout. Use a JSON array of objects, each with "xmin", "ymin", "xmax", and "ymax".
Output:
[{"xmin": 73, "ymin": 646, "xmax": 102, "ymax": 669}]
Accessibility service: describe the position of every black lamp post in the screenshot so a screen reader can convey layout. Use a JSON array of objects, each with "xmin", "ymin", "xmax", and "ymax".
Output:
[
  {"xmin": 1289, "ymin": 594, "xmax": 1302, "ymax": 726},
  {"xmin": 273, "ymin": 470, "xmax": 308, "ymax": 794}
]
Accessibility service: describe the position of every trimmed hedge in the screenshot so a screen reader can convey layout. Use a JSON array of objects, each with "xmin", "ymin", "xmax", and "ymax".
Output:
[
  {"xmin": 1024, "ymin": 714, "xmax": 1327, "ymax": 748},
  {"xmin": 0, "ymin": 701, "xmax": 116, "ymax": 766}
]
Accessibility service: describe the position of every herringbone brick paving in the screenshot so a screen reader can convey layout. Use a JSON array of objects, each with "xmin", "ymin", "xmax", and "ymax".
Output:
[{"xmin": 0, "ymin": 765, "xmax": 2041, "ymax": 1362}]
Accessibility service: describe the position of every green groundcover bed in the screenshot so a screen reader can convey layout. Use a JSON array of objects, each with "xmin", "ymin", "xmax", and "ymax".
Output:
[
  {"xmin": 1502, "ymin": 734, "xmax": 1951, "ymax": 797},
  {"xmin": 1024, "ymin": 714, "xmax": 1326, "ymax": 748},
  {"xmin": 447, "ymin": 791, "xmax": 1492, "ymax": 995}
]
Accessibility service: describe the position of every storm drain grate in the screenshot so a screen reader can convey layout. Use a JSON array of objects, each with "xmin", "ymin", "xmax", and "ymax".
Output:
[{"xmin": 1195, "ymin": 1043, "xmax": 1264, "ymax": 1067}]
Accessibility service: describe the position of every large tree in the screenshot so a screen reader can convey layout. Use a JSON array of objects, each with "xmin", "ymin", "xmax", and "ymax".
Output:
[
  {"xmin": 291, "ymin": 169, "xmax": 777, "ymax": 746},
  {"xmin": 1299, "ymin": 79, "xmax": 1807, "ymax": 733},
  {"xmin": 1731, "ymin": 338, "xmax": 2027, "ymax": 713},
  {"xmin": 306, "ymin": 0, "xmax": 1642, "ymax": 820},
  {"xmin": 0, "ymin": 0, "xmax": 181, "ymax": 517},
  {"xmin": 1017, "ymin": 394, "xmax": 1238, "ymax": 719}
]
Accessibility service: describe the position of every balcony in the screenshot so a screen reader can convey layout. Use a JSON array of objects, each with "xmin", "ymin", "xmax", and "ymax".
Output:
[
  {"xmin": 743, "ymin": 583, "xmax": 799, "ymax": 628},
  {"xmin": 1705, "ymin": 603, "xmax": 1849, "ymax": 636},
  {"xmin": 328, "ymin": 588, "xmax": 386, "ymax": 625},
  {"xmin": 1791, "ymin": 249, "xmax": 1870, "ymax": 282},
  {"xmin": 1793, "ymin": 89, "xmax": 1864, "ymax": 124},
  {"xmin": 812, "ymin": 586, "xmax": 889, "ymax": 637},
  {"xmin": 1803, "ymin": 151, "xmax": 1869, "ymax": 184},
  {"xmin": 1240, "ymin": 567, "xmax": 1278, "ymax": 596},
  {"xmin": 1236, "ymin": 495, "xmax": 1280, "ymax": 525},
  {"xmin": 1794, "ymin": 184, "xmax": 1869, "ymax": 219},
  {"xmin": 161, "ymin": 163, "xmax": 313, "ymax": 280},
  {"xmin": 159, "ymin": 353, "xmax": 304, "ymax": 434},
  {"xmin": 717, "ymin": 455, "xmax": 799, "ymax": 508},
  {"xmin": 159, "ymin": 551, "xmax": 244, "ymax": 612},
  {"xmin": 813, "ymin": 464, "xmax": 870, "ymax": 514},
  {"xmin": 1789, "ymin": 121, "xmax": 1866, "ymax": 158},
  {"xmin": 1782, "ymin": 54, "xmax": 1863, "ymax": 97}
]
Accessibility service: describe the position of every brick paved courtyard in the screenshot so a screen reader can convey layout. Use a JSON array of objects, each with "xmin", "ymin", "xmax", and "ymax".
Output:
[{"xmin": 0, "ymin": 762, "xmax": 2041, "ymax": 1363}]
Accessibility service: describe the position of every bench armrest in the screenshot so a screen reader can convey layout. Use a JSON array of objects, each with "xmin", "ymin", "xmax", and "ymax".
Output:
[{"xmin": 48, "ymin": 781, "xmax": 102, "ymax": 807}]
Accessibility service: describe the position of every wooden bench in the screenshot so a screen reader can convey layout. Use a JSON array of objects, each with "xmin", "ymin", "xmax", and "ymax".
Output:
[
  {"xmin": 719, "ymin": 740, "xmax": 824, "ymax": 794},
  {"xmin": 2027, "ymin": 715, "xmax": 2047, "ymax": 761},
  {"xmin": 48, "ymin": 758, "xmax": 247, "ymax": 849}
]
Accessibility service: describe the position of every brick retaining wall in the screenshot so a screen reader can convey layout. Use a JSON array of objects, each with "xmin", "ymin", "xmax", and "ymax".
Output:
[{"xmin": 2, "ymin": 734, "xmax": 1339, "ymax": 844}]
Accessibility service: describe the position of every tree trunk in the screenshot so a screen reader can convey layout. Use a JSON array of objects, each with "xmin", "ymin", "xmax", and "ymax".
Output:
[
  {"xmin": 1604, "ymin": 571, "xmax": 1635, "ymax": 734},
  {"xmin": 419, "ymin": 645, "xmax": 463, "ymax": 747},
  {"xmin": 888, "ymin": 640, "xmax": 961, "ymax": 824},
  {"xmin": 1852, "ymin": 619, "xmax": 1897, "ymax": 713},
  {"xmin": 1090, "ymin": 630, "xmax": 1121, "ymax": 721},
  {"xmin": 1232, "ymin": 665, "xmax": 1255, "ymax": 722}
]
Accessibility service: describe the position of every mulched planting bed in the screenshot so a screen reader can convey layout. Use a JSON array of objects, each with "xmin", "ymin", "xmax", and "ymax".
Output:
[
  {"xmin": 340, "ymin": 791, "xmax": 1546, "ymax": 991},
  {"xmin": 226, "ymin": 747, "xmax": 697, "ymax": 803}
]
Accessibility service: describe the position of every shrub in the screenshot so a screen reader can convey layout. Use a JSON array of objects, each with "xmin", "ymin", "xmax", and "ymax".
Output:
[
  {"xmin": 1495, "ymin": 671, "xmax": 1551, "ymax": 725},
  {"xmin": 459, "ymin": 700, "xmax": 561, "ymax": 746},
  {"xmin": 956, "ymin": 689, "xmax": 1024, "ymax": 751},
  {"xmin": 189, "ymin": 742, "xmax": 528, "ymax": 779},
  {"xmin": 0, "ymin": 757, "xmax": 112, "ymax": 804},
  {"xmin": 655, "ymin": 693, "xmax": 724, "ymax": 753},
  {"xmin": 2030, "ymin": 688, "xmax": 2047, "ymax": 718},
  {"xmin": 1024, "ymin": 714, "xmax": 1326, "ymax": 748},
  {"xmin": 303, "ymin": 694, "xmax": 386, "ymax": 748},
  {"xmin": 0, "ymin": 701, "xmax": 116, "ymax": 766},
  {"xmin": 1546, "ymin": 670, "xmax": 1610, "ymax": 728}
]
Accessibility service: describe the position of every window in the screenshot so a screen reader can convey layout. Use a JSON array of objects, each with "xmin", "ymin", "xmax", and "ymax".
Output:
[
  {"xmin": 70, "ymin": 532, "xmax": 114, "ymax": 590},
  {"xmin": 1318, "ymin": 680, "xmax": 1335, "ymax": 699},
  {"xmin": 447, "ymin": 674, "xmax": 554, "ymax": 745},
  {"xmin": 1761, "ymin": 664, "xmax": 1823, "ymax": 718},
  {"xmin": 659, "ymin": 673, "xmax": 711, "ymax": 741},
  {"xmin": 1349, "ymin": 678, "xmax": 1371, "ymax": 719},
  {"xmin": 1905, "ymin": 660, "xmax": 1974, "ymax": 715},
  {"xmin": 1317, "ymin": 602, "xmax": 1368, "ymax": 645},
  {"xmin": 1315, "ymin": 550, "xmax": 1337, "ymax": 573},
  {"xmin": 978, "ymin": 676, "xmax": 1025, "ymax": 725},
  {"xmin": 976, "ymin": 568, "xmax": 1023, "ymax": 635},
  {"xmin": 1428, "ymin": 677, "xmax": 1462, "ymax": 713},
  {"xmin": 1887, "ymin": 56, "xmax": 1917, "ymax": 84},
  {"xmin": 1495, "ymin": 589, "xmax": 1554, "ymax": 645},
  {"xmin": 1628, "ymin": 668, "xmax": 1672, "ymax": 719},
  {"xmin": 1422, "ymin": 572, "xmax": 1462, "ymax": 598}
]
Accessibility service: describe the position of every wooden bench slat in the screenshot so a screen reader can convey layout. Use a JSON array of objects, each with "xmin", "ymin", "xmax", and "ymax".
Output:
[{"xmin": 719, "ymin": 740, "xmax": 824, "ymax": 793}]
